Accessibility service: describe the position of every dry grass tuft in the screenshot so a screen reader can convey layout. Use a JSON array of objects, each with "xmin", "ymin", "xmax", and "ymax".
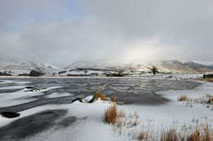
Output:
[
  {"xmin": 178, "ymin": 95, "xmax": 190, "ymax": 101},
  {"xmin": 161, "ymin": 129, "xmax": 179, "ymax": 141},
  {"xmin": 93, "ymin": 91, "xmax": 107, "ymax": 101},
  {"xmin": 138, "ymin": 131, "xmax": 149, "ymax": 141},
  {"xmin": 110, "ymin": 95, "xmax": 117, "ymax": 103},
  {"xmin": 104, "ymin": 104, "xmax": 139, "ymax": 131},
  {"xmin": 187, "ymin": 125, "xmax": 212, "ymax": 141},
  {"xmin": 104, "ymin": 104, "xmax": 118, "ymax": 124},
  {"xmin": 207, "ymin": 96, "xmax": 213, "ymax": 104},
  {"xmin": 187, "ymin": 129, "xmax": 201, "ymax": 141}
]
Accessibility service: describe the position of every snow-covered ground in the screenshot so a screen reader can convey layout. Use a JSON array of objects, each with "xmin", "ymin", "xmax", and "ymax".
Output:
[{"xmin": 0, "ymin": 78, "xmax": 212, "ymax": 141}]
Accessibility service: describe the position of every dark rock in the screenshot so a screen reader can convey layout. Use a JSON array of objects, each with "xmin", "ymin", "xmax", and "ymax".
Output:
[
  {"xmin": 72, "ymin": 98, "xmax": 83, "ymax": 103},
  {"xmin": 168, "ymin": 76, "xmax": 173, "ymax": 78},
  {"xmin": 24, "ymin": 86, "xmax": 40, "ymax": 92},
  {"xmin": 29, "ymin": 70, "xmax": 44, "ymax": 77},
  {"xmin": 88, "ymin": 97, "xmax": 95, "ymax": 103},
  {"xmin": 0, "ymin": 112, "xmax": 20, "ymax": 118}
]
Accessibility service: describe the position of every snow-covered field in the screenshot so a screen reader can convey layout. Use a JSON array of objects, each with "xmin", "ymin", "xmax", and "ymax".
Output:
[{"xmin": 0, "ymin": 76, "xmax": 212, "ymax": 141}]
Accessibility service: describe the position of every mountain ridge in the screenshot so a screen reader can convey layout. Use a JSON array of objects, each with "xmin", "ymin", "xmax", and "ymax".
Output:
[{"xmin": 0, "ymin": 60, "xmax": 213, "ymax": 76}]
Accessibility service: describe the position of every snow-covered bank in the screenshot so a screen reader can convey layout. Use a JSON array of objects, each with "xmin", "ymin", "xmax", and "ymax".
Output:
[{"xmin": 21, "ymin": 87, "xmax": 213, "ymax": 141}]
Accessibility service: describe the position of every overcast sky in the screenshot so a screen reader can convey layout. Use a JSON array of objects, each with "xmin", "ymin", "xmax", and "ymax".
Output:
[{"xmin": 0, "ymin": 0, "xmax": 213, "ymax": 67}]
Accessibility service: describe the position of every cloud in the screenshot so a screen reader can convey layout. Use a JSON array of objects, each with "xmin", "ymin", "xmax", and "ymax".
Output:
[
  {"xmin": 80, "ymin": 0, "xmax": 213, "ymax": 60},
  {"xmin": 0, "ymin": 0, "xmax": 213, "ymax": 67}
]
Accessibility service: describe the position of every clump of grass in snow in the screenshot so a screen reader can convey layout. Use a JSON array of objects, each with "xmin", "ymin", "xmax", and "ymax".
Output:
[
  {"xmin": 137, "ymin": 124, "xmax": 213, "ymax": 141},
  {"xmin": 160, "ymin": 129, "xmax": 179, "ymax": 141},
  {"xmin": 110, "ymin": 95, "xmax": 117, "ymax": 103},
  {"xmin": 187, "ymin": 125, "xmax": 212, "ymax": 141},
  {"xmin": 138, "ymin": 131, "xmax": 149, "ymax": 141},
  {"xmin": 104, "ymin": 104, "xmax": 118, "ymax": 124},
  {"xmin": 104, "ymin": 104, "xmax": 139, "ymax": 129},
  {"xmin": 178, "ymin": 95, "xmax": 190, "ymax": 101},
  {"xmin": 93, "ymin": 91, "xmax": 107, "ymax": 101}
]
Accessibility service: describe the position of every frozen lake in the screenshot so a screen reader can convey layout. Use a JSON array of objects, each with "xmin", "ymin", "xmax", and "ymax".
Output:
[{"xmin": 0, "ymin": 77, "xmax": 202, "ymax": 141}]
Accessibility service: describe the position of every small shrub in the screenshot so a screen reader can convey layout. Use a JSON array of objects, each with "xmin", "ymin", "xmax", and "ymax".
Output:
[
  {"xmin": 93, "ymin": 91, "xmax": 107, "ymax": 101},
  {"xmin": 104, "ymin": 104, "xmax": 118, "ymax": 124},
  {"xmin": 178, "ymin": 95, "xmax": 190, "ymax": 101}
]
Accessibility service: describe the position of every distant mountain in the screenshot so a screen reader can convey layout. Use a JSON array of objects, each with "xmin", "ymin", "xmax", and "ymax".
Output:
[
  {"xmin": 61, "ymin": 60, "xmax": 213, "ymax": 76},
  {"xmin": 0, "ymin": 62, "xmax": 59, "ymax": 76},
  {"xmin": 184, "ymin": 61, "xmax": 213, "ymax": 72},
  {"xmin": 0, "ymin": 60, "xmax": 213, "ymax": 77},
  {"xmin": 156, "ymin": 60, "xmax": 213, "ymax": 73}
]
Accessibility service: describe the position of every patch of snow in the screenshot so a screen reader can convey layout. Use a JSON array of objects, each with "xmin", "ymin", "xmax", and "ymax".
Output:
[
  {"xmin": 46, "ymin": 92, "xmax": 73, "ymax": 98},
  {"xmin": 0, "ymin": 86, "xmax": 62, "ymax": 107},
  {"xmin": 0, "ymin": 85, "xmax": 26, "ymax": 90}
]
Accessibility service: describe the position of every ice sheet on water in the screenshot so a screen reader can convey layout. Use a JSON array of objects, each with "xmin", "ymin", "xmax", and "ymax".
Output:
[{"xmin": 46, "ymin": 92, "xmax": 73, "ymax": 98}]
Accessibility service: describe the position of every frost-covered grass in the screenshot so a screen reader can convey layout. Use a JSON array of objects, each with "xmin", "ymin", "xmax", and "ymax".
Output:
[
  {"xmin": 178, "ymin": 95, "xmax": 190, "ymax": 101},
  {"xmin": 137, "ymin": 124, "xmax": 213, "ymax": 141}
]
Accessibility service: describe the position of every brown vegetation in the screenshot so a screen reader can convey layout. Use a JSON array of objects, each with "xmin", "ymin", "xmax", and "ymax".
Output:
[
  {"xmin": 178, "ymin": 95, "xmax": 190, "ymax": 101},
  {"xmin": 161, "ymin": 129, "xmax": 179, "ymax": 141},
  {"xmin": 138, "ymin": 125, "xmax": 213, "ymax": 141},
  {"xmin": 93, "ymin": 91, "xmax": 107, "ymax": 101},
  {"xmin": 187, "ymin": 125, "xmax": 212, "ymax": 141},
  {"xmin": 104, "ymin": 104, "xmax": 140, "ymax": 130},
  {"xmin": 138, "ymin": 131, "xmax": 149, "ymax": 141},
  {"xmin": 104, "ymin": 104, "xmax": 118, "ymax": 124},
  {"xmin": 110, "ymin": 95, "xmax": 117, "ymax": 103}
]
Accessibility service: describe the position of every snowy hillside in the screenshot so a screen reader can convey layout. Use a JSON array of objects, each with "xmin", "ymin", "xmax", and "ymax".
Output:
[
  {"xmin": 0, "ymin": 62, "xmax": 59, "ymax": 76},
  {"xmin": 60, "ymin": 60, "xmax": 213, "ymax": 76},
  {"xmin": 0, "ymin": 60, "xmax": 213, "ymax": 77}
]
